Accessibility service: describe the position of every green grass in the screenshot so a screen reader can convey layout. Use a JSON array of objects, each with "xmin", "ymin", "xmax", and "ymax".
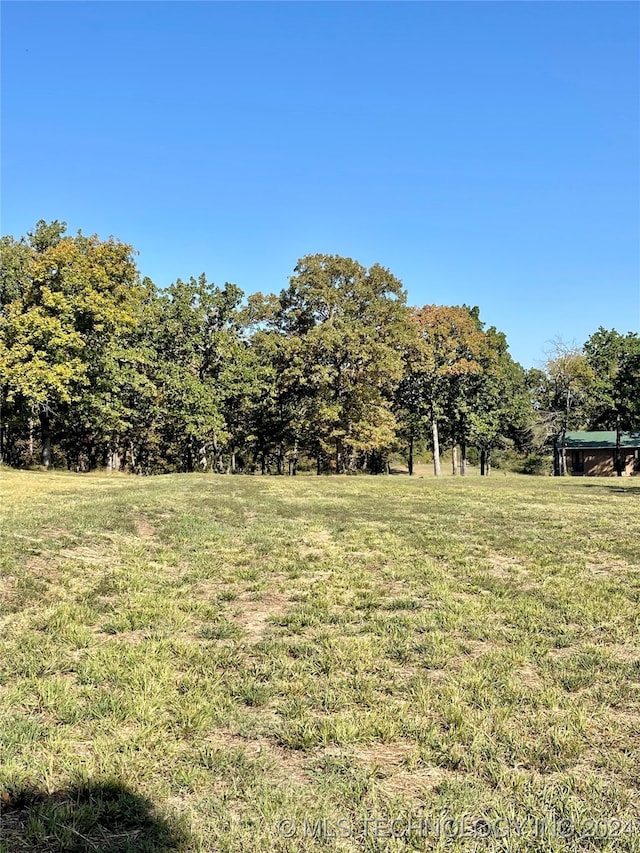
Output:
[{"xmin": 1, "ymin": 469, "xmax": 639, "ymax": 852}]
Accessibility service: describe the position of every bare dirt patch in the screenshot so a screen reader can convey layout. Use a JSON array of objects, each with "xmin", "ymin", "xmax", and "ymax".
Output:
[
  {"xmin": 605, "ymin": 643, "xmax": 640, "ymax": 664},
  {"xmin": 41, "ymin": 526, "xmax": 70, "ymax": 540},
  {"xmin": 335, "ymin": 743, "xmax": 458, "ymax": 799},
  {"xmin": 0, "ymin": 574, "xmax": 16, "ymax": 602},
  {"xmin": 584, "ymin": 555, "xmax": 636, "ymax": 576},
  {"xmin": 424, "ymin": 668, "xmax": 448, "ymax": 683},
  {"xmin": 458, "ymin": 639, "xmax": 495, "ymax": 659},
  {"xmin": 380, "ymin": 579, "xmax": 412, "ymax": 596},
  {"xmin": 353, "ymin": 742, "xmax": 417, "ymax": 771},
  {"xmin": 380, "ymin": 767, "xmax": 454, "ymax": 799},
  {"xmin": 207, "ymin": 730, "xmax": 312, "ymax": 787},
  {"xmin": 58, "ymin": 545, "xmax": 120, "ymax": 566},
  {"xmin": 133, "ymin": 514, "xmax": 156, "ymax": 539},
  {"xmin": 547, "ymin": 646, "xmax": 578, "ymax": 661},
  {"xmin": 106, "ymin": 629, "xmax": 148, "ymax": 644},
  {"xmin": 195, "ymin": 579, "xmax": 233, "ymax": 599},
  {"xmin": 515, "ymin": 663, "xmax": 544, "ymax": 689},
  {"xmin": 24, "ymin": 554, "xmax": 59, "ymax": 573},
  {"xmin": 485, "ymin": 553, "xmax": 526, "ymax": 580},
  {"xmin": 299, "ymin": 529, "xmax": 333, "ymax": 559},
  {"xmin": 232, "ymin": 592, "xmax": 291, "ymax": 642}
]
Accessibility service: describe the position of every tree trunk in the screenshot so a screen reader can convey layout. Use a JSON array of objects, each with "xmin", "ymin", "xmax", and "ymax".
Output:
[
  {"xmin": 408, "ymin": 432, "xmax": 414, "ymax": 476},
  {"xmin": 108, "ymin": 447, "xmax": 121, "ymax": 472},
  {"xmin": 452, "ymin": 444, "xmax": 458, "ymax": 476},
  {"xmin": 560, "ymin": 388, "xmax": 570, "ymax": 475},
  {"xmin": 198, "ymin": 445, "xmax": 207, "ymax": 471},
  {"xmin": 480, "ymin": 449, "xmax": 486, "ymax": 476},
  {"xmin": 277, "ymin": 442, "xmax": 284, "ymax": 475},
  {"xmin": 616, "ymin": 413, "xmax": 622, "ymax": 476},
  {"xmin": 460, "ymin": 439, "xmax": 467, "ymax": 476},
  {"xmin": 486, "ymin": 448, "xmax": 491, "ymax": 477},
  {"xmin": 431, "ymin": 414, "xmax": 441, "ymax": 477},
  {"xmin": 292, "ymin": 439, "xmax": 298, "ymax": 476},
  {"xmin": 317, "ymin": 452, "xmax": 321, "ymax": 475},
  {"xmin": 39, "ymin": 409, "xmax": 51, "ymax": 468}
]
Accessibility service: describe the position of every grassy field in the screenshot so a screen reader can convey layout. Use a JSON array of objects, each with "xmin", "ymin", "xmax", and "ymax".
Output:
[{"xmin": 1, "ymin": 469, "xmax": 639, "ymax": 852}]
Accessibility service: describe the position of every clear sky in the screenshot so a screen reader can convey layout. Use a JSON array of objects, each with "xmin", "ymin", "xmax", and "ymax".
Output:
[{"xmin": 2, "ymin": 1, "xmax": 638, "ymax": 368}]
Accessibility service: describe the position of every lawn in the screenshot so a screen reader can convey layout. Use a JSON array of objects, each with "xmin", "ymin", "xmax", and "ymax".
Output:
[{"xmin": 1, "ymin": 469, "xmax": 639, "ymax": 852}]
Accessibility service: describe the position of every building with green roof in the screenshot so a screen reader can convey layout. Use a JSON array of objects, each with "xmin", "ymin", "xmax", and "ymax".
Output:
[{"xmin": 556, "ymin": 431, "xmax": 640, "ymax": 476}]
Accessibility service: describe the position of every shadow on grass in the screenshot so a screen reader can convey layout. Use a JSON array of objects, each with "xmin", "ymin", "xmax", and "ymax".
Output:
[
  {"xmin": 577, "ymin": 481, "xmax": 640, "ymax": 496},
  {"xmin": 0, "ymin": 779, "xmax": 191, "ymax": 852}
]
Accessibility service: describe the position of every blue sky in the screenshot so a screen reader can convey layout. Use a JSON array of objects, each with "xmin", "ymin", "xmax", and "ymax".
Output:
[{"xmin": 2, "ymin": 1, "xmax": 638, "ymax": 368}]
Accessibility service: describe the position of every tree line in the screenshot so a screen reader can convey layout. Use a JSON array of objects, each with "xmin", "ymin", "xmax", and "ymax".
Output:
[{"xmin": 1, "ymin": 221, "xmax": 638, "ymax": 475}]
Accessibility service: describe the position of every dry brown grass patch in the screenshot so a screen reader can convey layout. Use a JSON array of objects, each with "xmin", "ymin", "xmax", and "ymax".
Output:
[
  {"xmin": 547, "ymin": 646, "xmax": 579, "ymax": 661},
  {"xmin": 299, "ymin": 529, "xmax": 334, "ymax": 559},
  {"xmin": 58, "ymin": 544, "xmax": 120, "ymax": 566},
  {"xmin": 483, "ymin": 553, "xmax": 534, "ymax": 588},
  {"xmin": 208, "ymin": 730, "xmax": 312, "ymax": 787},
  {"xmin": 606, "ymin": 643, "xmax": 640, "ymax": 664},
  {"xmin": 352, "ymin": 742, "xmax": 417, "ymax": 771},
  {"xmin": 232, "ymin": 591, "xmax": 291, "ymax": 642},
  {"xmin": 458, "ymin": 639, "xmax": 495, "ymax": 659},
  {"xmin": 40, "ymin": 526, "xmax": 70, "ymax": 540},
  {"xmin": 24, "ymin": 554, "xmax": 60, "ymax": 574},
  {"xmin": 515, "ymin": 663, "xmax": 544, "ymax": 689},
  {"xmin": 108, "ymin": 629, "xmax": 148, "ymax": 644},
  {"xmin": 380, "ymin": 767, "xmax": 454, "ymax": 799},
  {"xmin": 584, "ymin": 555, "xmax": 636, "ymax": 576},
  {"xmin": 0, "ymin": 575, "xmax": 16, "ymax": 605},
  {"xmin": 133, "ymin": 514, "xmax": 156, "ymax": 539}
]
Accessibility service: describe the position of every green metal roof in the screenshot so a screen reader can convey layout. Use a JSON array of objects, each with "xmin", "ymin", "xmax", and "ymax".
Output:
[{"xmin": 562, "ymin": 431, "xmax": 640, "ymax": 449}]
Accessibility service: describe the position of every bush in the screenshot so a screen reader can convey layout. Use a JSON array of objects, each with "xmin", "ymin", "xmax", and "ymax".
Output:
[
  {"xmin": 521, "ymin": 453, "xmax": 552, "ymax": 475},
  {"xmin": 466, "ymin": 446, "xmax": 480, "ymax": 466},
  {"xmin": 491, "ymin": 448, "xmax": 521, "ymax": 472}
]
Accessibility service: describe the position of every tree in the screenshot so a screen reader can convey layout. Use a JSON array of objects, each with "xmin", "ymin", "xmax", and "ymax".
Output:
[
  {"xmin": 0, "ymin": 222, "xmax": 143, "ymax": 467},
  {"xmin": 256, "ymin": 254, "xmax": 411, "ymax": 473},
  {"xmin": 402, "ymin": 305, "xmax": 487, "ymax": 476},
  {"xmin": 466, "ymin": 328, "xmax": 531, "ymax": 476},
  {"xmin": 540, "ymin": 340, "xmax": 594, "ymax": 475},
  {"xmin": 583, "ymin": 327, "xmax": 640, "ymax": 475},
  {"xmin": 151, "ymin": 275, "xmax": 244, "ymax": 472}
]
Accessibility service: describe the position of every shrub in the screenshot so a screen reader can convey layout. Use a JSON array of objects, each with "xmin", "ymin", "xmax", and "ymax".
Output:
[{"xmin": 521, "ymin": 453, "xmax": 551, "ymax": 475}]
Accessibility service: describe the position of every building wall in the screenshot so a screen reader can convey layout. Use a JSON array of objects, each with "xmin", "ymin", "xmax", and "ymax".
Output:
[
  {"xmin": 625, "ymin": 451, "xmax": 640, "ymax": 476},
  {"xmin": 582, "ymin": 451, "xmax": 615, "ymax": 476},
  {"xmin": 569, "ymin": 449, "xmax": 640, "ymax": 476}
]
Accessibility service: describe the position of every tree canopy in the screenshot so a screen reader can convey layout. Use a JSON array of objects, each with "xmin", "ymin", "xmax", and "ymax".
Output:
[{"xmin": 1, "ymin": 221, "xmax": 634, "ymax": 476}]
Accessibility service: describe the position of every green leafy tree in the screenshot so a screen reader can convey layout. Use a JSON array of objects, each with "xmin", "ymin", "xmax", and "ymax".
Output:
[
  {"xmin": 261, "ymin": 254, "xmax": 410, "ymax": 473},
  {"xmin": 466, "ymin": 327, "xmax": 531, "ymax": 475},
  {"xmin": 0, "ymin": 221, "xmax": 143, "ymax": 467},
  {"xmin": 583, "ymin": 327, "xmax": 640, "ymax": 475},
  {"xmin": 538, "ymin": 340, "xmax": 595, "ymax": 475},
  {"xmin": 402, "ymin": 305, "xmax": 486, "ymax": 476},
  {"xmin": 584, "ymin": 328, "xmax": 640, "ymax": 428},
  {"xmin": 151, "ymin": 275, "xmax": 244, "ymax": 472}
]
